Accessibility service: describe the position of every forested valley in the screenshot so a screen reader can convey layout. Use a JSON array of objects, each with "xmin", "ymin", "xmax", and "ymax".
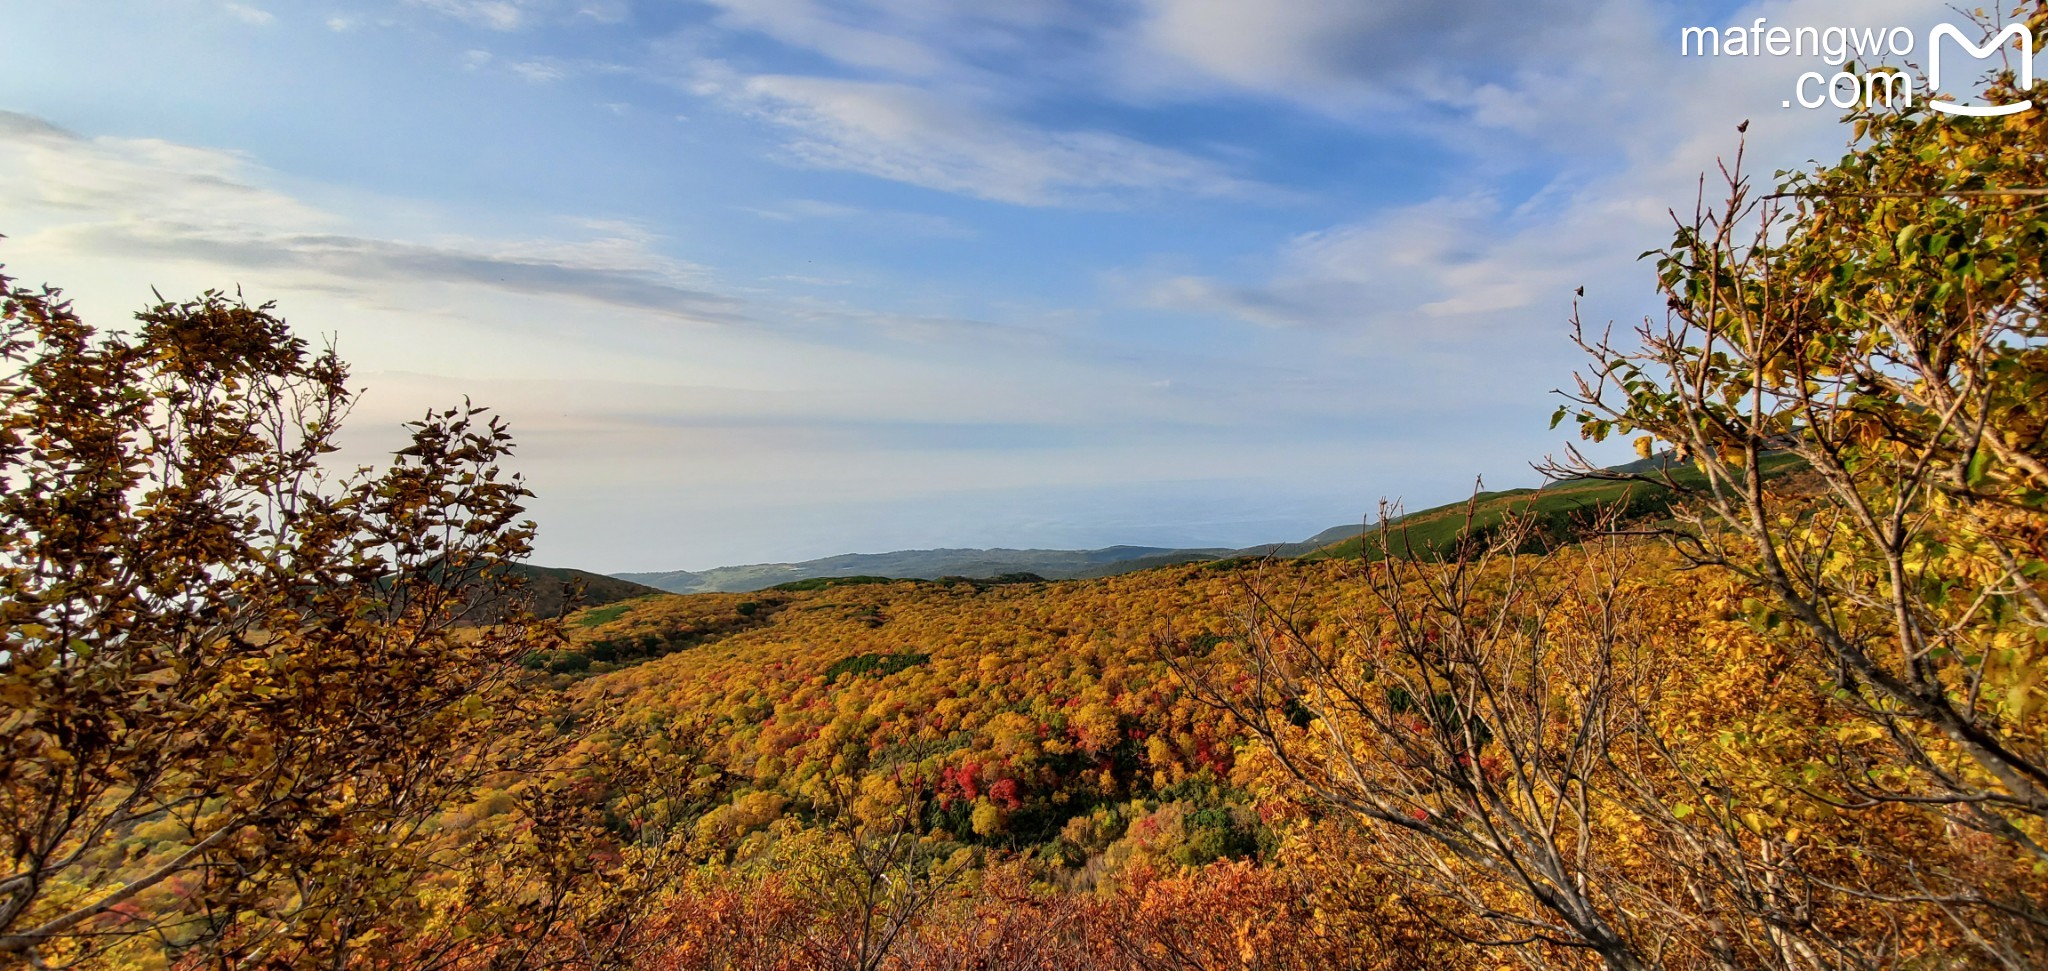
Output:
[{"xmin": 7, "ymin": 25, "xmax": 2048, "ymax": 970}]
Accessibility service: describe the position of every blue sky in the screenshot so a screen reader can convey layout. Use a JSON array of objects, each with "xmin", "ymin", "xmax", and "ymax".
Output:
[{"xmin": 0, "ymin": 0, "xmax": 1964, "ymax": 571}]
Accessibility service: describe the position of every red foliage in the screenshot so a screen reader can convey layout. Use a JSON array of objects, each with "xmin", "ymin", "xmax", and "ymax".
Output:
[{"xmin": 988, "ymin": 777, "xmax": 1023, "ymax": 810}]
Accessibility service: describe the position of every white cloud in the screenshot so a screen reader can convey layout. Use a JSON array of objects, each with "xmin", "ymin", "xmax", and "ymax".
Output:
[
  {"xmin": 0, "ymin": 111, "xmax": 743, "ymax": 323},
  {"xmin": 696, "ymin": 0, "xmax": 1107, "ymax": 80},
  {"xmin": 509, "ymin": 57, "xmax": 570, "ymax": 82},
  {"xmin": 411, "ymin": 0, "xmax": 538, "ymax": 31},
  {"xmin": 1138, "ymin": 191, "xmax": 1611, "ymax": 333},
  {"xmin": 1117, "ymin": 0, "xmax": 1623, "ymax": 114},
  {"xmin": 406, "ymin": 0, "xmax": 627, "ymax": 30},
  {"xmin": 687, "ymin": 0, "xmax": 1642, "ymax": 123},
  {"xmin": 731, "ymin": 75, "xmax": 1264, "ymax": 206},
  {"xmin": 1128, "ymin": 0, "xmax": 1952, "ymax": 343},
  {"xmin": 0, "ymin": 113, "xmax": 330, "ymax": 231},
  {"xmin": 222, "ymin": 3, "xmax": 276, "ymax": 25},
  {"xmin": 574, "ymin": 0, "xmax": 628, "ymax": 23},
  {"xmin": 657, "ymin": 14, "xmax": 1228, "ymax": 209}
]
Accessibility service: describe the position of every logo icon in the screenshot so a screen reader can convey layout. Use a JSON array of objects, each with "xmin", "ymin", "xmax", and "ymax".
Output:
[{"xmin": 1927, "ymin": 23, "xmax": 2035, "ymax": 116}]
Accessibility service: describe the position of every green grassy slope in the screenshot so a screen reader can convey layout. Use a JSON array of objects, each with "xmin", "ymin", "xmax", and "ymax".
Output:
[{"xmin": 1311, "ymin": 454, "xmax": 1805, "ymax": 561}]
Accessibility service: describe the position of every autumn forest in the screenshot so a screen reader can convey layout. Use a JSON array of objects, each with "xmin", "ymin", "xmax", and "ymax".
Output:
[{"xmin": 9, "ymin": 12, "xmax": 2048, "ymax": 970}]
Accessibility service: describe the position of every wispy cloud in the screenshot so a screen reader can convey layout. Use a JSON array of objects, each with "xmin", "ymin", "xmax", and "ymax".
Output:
[
  {"xmin": 680, "ymin": 0, "xmax": 1645, "ymax": 128},
  {"xmin": 1134, "ymin": 192, "xmax": 1626, "ymax": 334},
  {"xmin": 509, "ymin": 57, "xmax": 572, "ymax": 82},
  {"xmin": 222, "ymin": 3, "xmax": 276, "ymax": 26},
  {"xmin": 1128, "ymin": 0, "xmax": 1946, "ymax": 342},
  {"xmin": 0, "ymin": 109, "xmax": 1102, "ymax": 357},
  {"xmin": 727, "ymin": 75, "xmax": 1267, "ymax": 207},
  {"xmin": 696, "ymin": 0, "xmax": 1110, "ymax": 81},
  {"xmin": 410, "ymin": 0, "xmax": 537, "ymax": 31},
  {"xmin": 1117, "ymin": 0, "xmax": 1619, "ymax": 113},
  {"xmin": 0, "ymin": 112, "xmax": 746, "ymax": 323},
  {"xmin": 63, "ymin": 225, "xmax": 754, "ymax": 322},
  {"xmin": 407, "ymin": 0, "xmax": 628, "ymax": 30}
]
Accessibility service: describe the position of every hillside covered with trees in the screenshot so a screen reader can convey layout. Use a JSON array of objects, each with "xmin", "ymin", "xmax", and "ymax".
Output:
[{"xmin": 8, "ymin": 14, "xmax": 2048, "ymax": 970}]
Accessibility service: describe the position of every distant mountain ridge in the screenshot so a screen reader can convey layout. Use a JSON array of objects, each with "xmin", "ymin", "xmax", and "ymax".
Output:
[
  {"xmin": 611, "ymin": 520, "xmax": 1383, "ymax": 594},
  {"xmin": 601, "ymin": 455, "xmax": 1761, "ymax": 595},
  {"xmin": 615, "ymin": 544, "xmax": 1243, "ymax": 594}
]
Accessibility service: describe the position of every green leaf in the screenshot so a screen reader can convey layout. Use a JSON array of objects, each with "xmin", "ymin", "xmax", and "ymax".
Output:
[{"xmin": 1967, "ymin": 448, "xmax": 1993, "ymax": 487}]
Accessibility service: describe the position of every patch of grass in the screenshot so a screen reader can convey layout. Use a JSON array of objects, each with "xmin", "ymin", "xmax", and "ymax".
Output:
[
  {"xmin": 573, "ymin": 601, "xmax": 638, "ymax": 627},
  {"xmin": 1312, "ymin": 482, "xmax": 1641, "ymax": 561},
  {"xmin": 1312, "ymin": 454, "xmax": 1806, "ymax": 562}
]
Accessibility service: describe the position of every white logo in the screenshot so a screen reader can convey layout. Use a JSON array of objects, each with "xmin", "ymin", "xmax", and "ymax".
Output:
[
  {"xmin": 1680, "ymin": 19, "xmax": 2039, "ymax": 116},
  {"xmin": 1928, "ymin": 23, "xmax": 2034, "ymax": 116}
]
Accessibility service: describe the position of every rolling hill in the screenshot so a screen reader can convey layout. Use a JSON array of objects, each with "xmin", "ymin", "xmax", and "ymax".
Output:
[{"xmin": 493, "ymin": 564, "xmax": 671, "ymax": 618}]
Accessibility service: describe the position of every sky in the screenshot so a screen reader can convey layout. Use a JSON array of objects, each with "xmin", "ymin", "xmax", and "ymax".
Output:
[{"xmin": 0, "ymin": 0, "xmax": 1998, "ymax": 572}]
